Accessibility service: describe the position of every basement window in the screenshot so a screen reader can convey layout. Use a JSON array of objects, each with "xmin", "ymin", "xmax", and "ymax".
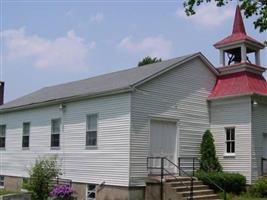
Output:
[
  {"xmin": 225, "ymin": 127, "xmax": 235, "ymax": 155},
  {"xmin": 87, "ymin": 184, "xmax": 97, "ymax": 200},
  {"xmin": 0, "ymin": 175, "xmax": 4, "ymax": 188},
  {"xmin": 0, "ymin": 125, "xmax": 6, "ymax": 149}
]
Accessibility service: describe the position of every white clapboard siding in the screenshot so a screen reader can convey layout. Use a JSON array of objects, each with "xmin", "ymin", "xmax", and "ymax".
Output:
[
  {"xmin": 251, "ymin": 98, "xmax": 267, "ymax": 182},
  {"xmin": 0, "ymin": 93, "xmax": 131, "ymax": 186},
  {"xmin": 130, "ymin": 58, "xmax": 216, "ymax": 186},
  {"xmin": 210, "ymin": 97, "xmax": 252, "ymax": 184}
]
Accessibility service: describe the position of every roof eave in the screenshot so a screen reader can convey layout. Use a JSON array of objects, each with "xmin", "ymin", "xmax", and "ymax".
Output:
[
  {"xmin": 208, "ymin": 92, "xmax": 267, "ymax": 101},
  {"xmin": 214, "ymin": 39, "xmax": 265, "ymax": 49},
  {"xmin": 208, "ymin": 93, "xmax": 253, "ymax": 101},
  {"xmin": 0, "ymin": 87, "xmax": 134, "ymax": 114}
]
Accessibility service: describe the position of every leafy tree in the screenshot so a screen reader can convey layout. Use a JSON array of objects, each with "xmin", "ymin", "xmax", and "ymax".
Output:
[
  {"xmin": 138, "ymin": 56, "xmax": 162, "ymax": 67},
  {"xmin": 200, "ymin": 130, "xmax": 222, "ymax": 172},
  {"xmin": 183, "ymin": 0, "xmax": 267, "ymax": 33},
  {"xmin": 24, "ymin": 156, "xmax": 62, "ymax": 200}
]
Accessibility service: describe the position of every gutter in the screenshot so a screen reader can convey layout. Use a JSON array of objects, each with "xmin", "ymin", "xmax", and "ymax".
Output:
[
  {"xmin": 0, "ymin": 87, "xmax": 134, "ymax": 114},
  {"xmin": 208, "ymin": 92, "xmax": 267, "ymax": 101}
]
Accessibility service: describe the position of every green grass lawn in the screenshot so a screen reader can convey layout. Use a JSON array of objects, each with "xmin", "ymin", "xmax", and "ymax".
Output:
[
  {"xmin": 232, "ymin": 197, "xmax": 267, "ymax": 200},
  {"xmin": 0, "ymin": 189, "xmax": 18, "ymax": 196},
  {"xmin": 219, "ymin": 193, "xmax": 267, "ymax": 200}
]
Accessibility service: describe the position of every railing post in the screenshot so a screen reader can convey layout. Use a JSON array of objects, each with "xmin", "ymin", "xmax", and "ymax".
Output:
[
  {"xmin": 261, "ymin": 157, "xmax": 264, "ymax": 176},
  {"xmin": 193, "ymin": 158, "xmax": 195, "ymax": 176},
  {"xmin": 178, "ymin": 157, "xmax": 181, "ymax": 176},
  {"xmin": 190, "ymin": 178, "xmax": 193, "ymax": 200},
  {"xmin": 147, "ymin": 157, "xmax": 149, "ymax": 175},
  {"xmin": 161, "ymin": 157, "xmax": 164, "ymax": 200},
  {"xmin": 224, "ymin": 179, "xmax": 226, "ymax": 200}
]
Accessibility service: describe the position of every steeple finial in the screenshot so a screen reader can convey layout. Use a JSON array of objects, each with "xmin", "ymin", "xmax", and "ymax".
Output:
[{"xmin": 232, "ymin": 5, "xmax": 246, "ymax": 35}]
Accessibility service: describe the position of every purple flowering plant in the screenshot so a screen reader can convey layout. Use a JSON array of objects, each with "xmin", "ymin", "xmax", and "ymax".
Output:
[{"xmin": 49, "ymin": 185, "xmax": 75, "ymax": 200}]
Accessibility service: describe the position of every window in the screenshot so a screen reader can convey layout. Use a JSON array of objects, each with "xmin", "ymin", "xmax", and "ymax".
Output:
[
  {"xmin": 0, "ymin": 125, "xmax": 6, "ymax": 149},
  {"xmin": 86, "ymin": 114, "xmax": 98, "ymax": 147},
  {"xmin": 22, "ymin": 122, "xmax": 30, "ymax": 148},
  {"xmin": 87, "ymin": 184, "xmax": 97, "ymax": 200},
  {"xmin": 51, "ymin": 119, "xmax": 61, "ymax": 148},
  {"xmin": 225, "ymin": 127, "xmax": 235, "ymax": 154},
  {"xmin": 0, "ymin": 176, "xmax": 4, "ymax": 188}
]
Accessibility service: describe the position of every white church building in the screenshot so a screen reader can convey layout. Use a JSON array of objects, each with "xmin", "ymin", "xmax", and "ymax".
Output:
[{"xmin": 0, "ymin": 5, "xmax": 266, "ymax": 200}]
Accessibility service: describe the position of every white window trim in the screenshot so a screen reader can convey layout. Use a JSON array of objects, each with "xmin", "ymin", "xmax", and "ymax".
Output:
[
  {"xmin": 51, "ymin": 118, "xmax": 61, "ymax": 149},
  {"xmin": 224, "ymin": 127, "xmax": 236, "ymax": 157},
  {"xmin": 86, "ymin": 114, "xmax": 98, "ymax": 148},
  {"xmin": 22, "ymin": 122, "xmax": 30, "ymax": 150},
  {"xmin": 0, "ymin": 125, "xmax": 6, "ymax": 150}
]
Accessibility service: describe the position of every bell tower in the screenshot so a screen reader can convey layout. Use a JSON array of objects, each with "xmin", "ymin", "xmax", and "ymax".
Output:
[
  {"xmin": 209, "ymin": 5, "xmax": 267, "ymax": 100},
  {"xmin": 214, "ymin": 5, "xmax": 265, "ymax": 67}
]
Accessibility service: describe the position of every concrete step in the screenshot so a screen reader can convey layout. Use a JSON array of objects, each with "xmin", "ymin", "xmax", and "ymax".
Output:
[
  {"xmin": 173, "ymin": 185, "xmax": 209, "ymax": 192},
  {"xmin": 169, "ymin": 180, "xmax": 204, "ymax": 187},
  {"xmin": 165, "ymin": 176, "xmax": 194, "ymax": 182},
  {"xmin": 190, "ymin": 194, "xmax": 220, "ymax": 200},
  {"xmin": 181, "ymin": 189, "xmax": 215, "ymax": 197}
]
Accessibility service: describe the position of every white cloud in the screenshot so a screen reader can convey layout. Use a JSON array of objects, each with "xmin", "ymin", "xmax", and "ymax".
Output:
[
  {"xmin": 176, "ymin": 3, "xmax": 234, "ymax": 27},
  {"xmin": 1, "ymin": 28, "xmax": 95, "ymax": 71},
  {"xmin": 118, "ymin": 36, "xmax": 172, "ymax": 58},
  {"xmin": 90, "ymin": 12, "xmax": 104, "ymax": 23}
]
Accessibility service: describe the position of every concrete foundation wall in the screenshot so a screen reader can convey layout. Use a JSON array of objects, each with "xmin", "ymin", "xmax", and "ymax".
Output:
[
  {"xmin": 3, "ymin": 175, "xmax": 145, "ymax": 200},
  {"xmin": 4, "ymin": 176, "xmax": 23, "ymax": 192},
  {"xmin": 97, "ymin": 185, "xmax": 145, "ymax": 200},
  {"xmin": 72, "ymin": 182, "xmax": 87, "ymax": 200},
  {"xmin": 145, "ymin": 180, "xmax": 183, "ymax": 200}
]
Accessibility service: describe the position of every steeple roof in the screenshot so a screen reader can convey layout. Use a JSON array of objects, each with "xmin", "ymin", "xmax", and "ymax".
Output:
[
  {"xmin": 232, "ymin": 5, "xmax": 246, "ymax": 35},
  {"xmin": 209, "ymin": 71, "xmax": 267, "ymax": 99},
  {"xmin": 214, "ymin": 5, "xmax": 264, "ymax": 48}
]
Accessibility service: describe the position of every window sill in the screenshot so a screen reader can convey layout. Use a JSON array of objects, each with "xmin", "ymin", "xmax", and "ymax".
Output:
[
  {"xmin": 22, "ymin": 147, "xmax": 30, "ymax": 150},
  {"xmin": 85, "ymin": 146, "xmax": 98, "ymax": 150},
  {"xmin": 50, "ymin": 147, "xmax": 61, "ymax": 150},
  {"xmin": 224, "ymin": 153, "xmax": 236, "ymax": 158},
  {"xmin": 0, "ymin": 148, "xmax": 5, "ymax": 151}
]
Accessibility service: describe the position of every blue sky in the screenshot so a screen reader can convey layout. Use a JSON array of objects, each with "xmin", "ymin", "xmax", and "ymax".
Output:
[{"xmin": 1, "ymin": 0, "xmax": 266, "ymax": 102}]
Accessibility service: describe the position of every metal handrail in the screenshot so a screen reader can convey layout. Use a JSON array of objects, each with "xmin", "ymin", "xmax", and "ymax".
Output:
[
  {"xmin": 178, "ymin": 157, "xmax": 200, "ymax": 176},
  {"xmin": 178, "ymin": 157, "xmax": 227, "ymax": 200},
  {"xmin": 147, "ymin": 157, "xmax": 194, "ymax": 200}
]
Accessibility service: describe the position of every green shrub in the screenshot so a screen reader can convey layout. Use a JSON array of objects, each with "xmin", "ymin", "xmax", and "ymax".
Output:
[
  {"xmin": 250, "ymin": 176, "xmax": 267, "ymax": 197},
  {"xmin": 200, "ymin": 130, "xmax": 222, "ymax": 172},
  {"xmin": 24, "ymin": 156, "xmax": 62, "ymax": 200},
  {"xmin": 195, "ymin": 171, "xmax": 246, "ymax": 195}
]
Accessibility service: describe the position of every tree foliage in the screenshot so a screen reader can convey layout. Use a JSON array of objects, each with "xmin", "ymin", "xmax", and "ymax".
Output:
[
  {"xmin": 200, "ymin": 130, "xmax": 222, "ymax": 172},
  {"xmin": 24, "ymin": 156, "xmax": 62, "ymax": 200},
  {"xmin": 138, "ymin": 56, "xmax": 162, "ymax": 67},
  {"xmin": 183, "ymin": 0, "xmax": 267, "ymax": 33}
]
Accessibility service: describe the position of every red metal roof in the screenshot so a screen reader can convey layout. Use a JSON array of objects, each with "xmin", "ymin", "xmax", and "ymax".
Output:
[
  {"xmin": 209, "ymin": 71, "xmax": 267, "ymax": 99},
  {"xmin": 214, "ymin": 5, "xmax": 264, "ymax": 47}
]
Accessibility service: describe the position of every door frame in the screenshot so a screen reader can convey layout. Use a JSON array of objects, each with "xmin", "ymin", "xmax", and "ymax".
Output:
[{"xmin": 148, "ymin": 116, "xmax": 180, "ymax": 169}]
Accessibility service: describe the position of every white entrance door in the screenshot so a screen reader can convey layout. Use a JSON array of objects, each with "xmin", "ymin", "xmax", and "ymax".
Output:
[
  {"xmin": 263, "ymin": 134, "xmax": 267, "ymax": 174},
  {"xmin": 150, "ymin": 120, "xmax": 177, "ymax": 174}
]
